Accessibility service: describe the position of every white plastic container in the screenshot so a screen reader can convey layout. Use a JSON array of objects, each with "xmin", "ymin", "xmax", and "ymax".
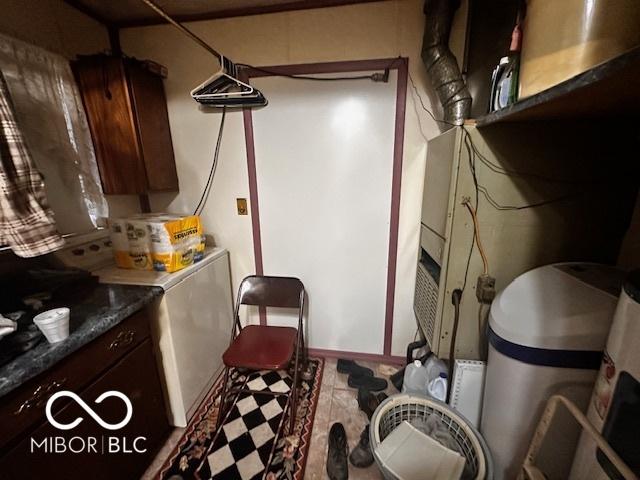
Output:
[
  {"xmin": 33, "ymin": 308, "xmax": 70, "ymax": 343},
  {"xmin": 427, "ymin": 372, "xmax": 448, "ymax": 402},
  {"xmin": 402, "ymin": 360, "xmax": 429, "ymax": 395},
  {"xmin": 375, "ymin": 420, "xmax": 465, "ymax": 479},
  {"xmin": 425, "ymin": 355, "xmax": 447, "ymax": 384},
  {"xmin": 480, "ymin": 263, "xmax": 624, "ymax": 480}
]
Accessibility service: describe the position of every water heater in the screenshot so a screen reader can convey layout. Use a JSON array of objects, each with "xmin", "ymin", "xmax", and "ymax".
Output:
[{"xmin": 570, "ymin": 269, "xmax": 640, "ymax": 479}]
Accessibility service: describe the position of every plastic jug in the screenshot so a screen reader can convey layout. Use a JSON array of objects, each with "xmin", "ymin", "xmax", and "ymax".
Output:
[
  {"xmin": 424, "ymin": 355, "xmax": 447, "ymax": 384},
  {"xmin": 427, "ymin": 372, "xmax": 448, "ymax": 402},
  {"xmin": 402, "ymin": 360, "xmax": 429, "ymax": 394}
]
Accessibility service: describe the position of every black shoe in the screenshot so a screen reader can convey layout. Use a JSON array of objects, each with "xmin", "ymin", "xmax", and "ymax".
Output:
[
  {"xmin": 349, "ymin": 425, "xmax": 375, "ymax": 468},
  {"xmin": 327, "ymin": 422, "xmax": 349, "ymax": 480},
  {"xmin": 348, "ymin": 373, "xmax": 388, "ymax": 392},
  {"xmin": 357, "ymin": 388, "xmax": 388, "ymax": 419},
  {"xmin": 390, "ymin": 367, "xmax": 405, "ymax": 391},
  {"xmin": 337, "ymin": 359, "xmax": 373, "ymax": 377}
]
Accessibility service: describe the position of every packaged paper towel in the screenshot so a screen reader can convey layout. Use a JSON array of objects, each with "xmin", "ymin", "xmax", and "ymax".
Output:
[
  {"xmin": 108, "ymin": 214, "xmax": 205, "ymax": 273},
  {"xmin": 147, "ymin": 215, "xmax": 205, "ymax": 272},
  {"xmin": 108, "ymin": 218, "xmax": 133, "ymax": 269},
  {"xmin": 125, "ymin": 217, "xmax": 154, "ymax": 270}
]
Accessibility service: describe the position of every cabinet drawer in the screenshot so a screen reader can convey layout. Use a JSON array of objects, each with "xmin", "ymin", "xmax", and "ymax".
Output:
[{"xmin": 0, "ymin": 310, "xmax": 150, "ymax": 453}]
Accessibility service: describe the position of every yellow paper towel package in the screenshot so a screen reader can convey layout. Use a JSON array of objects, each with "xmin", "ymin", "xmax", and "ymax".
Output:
[
  {"xmin": 148, "ymin": 215, "xmax": 205, "ymax": 272},
  {"xmin": 126, "ymin": 218, "xmax": 154, "ymax": 270},
  {"xmin": 108, "ymin": 214, "xmax": 205, "ymax": 272},
  {"xmin": 108, "ymin": 218, "xmax": 134, "ymax": 269}
]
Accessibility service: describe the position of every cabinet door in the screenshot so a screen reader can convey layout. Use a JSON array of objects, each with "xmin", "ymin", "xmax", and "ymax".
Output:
[
  {"xmin": 0, "ymin": 310, "xmax": 150, "ymax": 453},
  {"xmin": 127, "ymin": 60, "xmax": 179, "ymax": 192},
  {"xmin": 73, "ymin": 56, "xmax": 148, "ymax": 194},
  {"xmin": 0, "ymin": 339, "xmax": 170, "ymax": 480}
]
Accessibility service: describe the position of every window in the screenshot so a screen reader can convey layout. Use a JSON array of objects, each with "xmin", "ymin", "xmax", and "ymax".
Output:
[{"xmin": 0, "ymin": 33, "xmax": 107, "ymax": 235}]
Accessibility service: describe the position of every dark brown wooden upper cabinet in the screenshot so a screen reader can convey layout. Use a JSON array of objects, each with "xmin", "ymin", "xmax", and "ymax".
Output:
[{"xmin": 72, "ymin": 55, "xmax": 179, "ymax": 195}]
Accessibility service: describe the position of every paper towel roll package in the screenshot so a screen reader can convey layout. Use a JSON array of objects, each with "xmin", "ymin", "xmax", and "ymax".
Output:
[{"xmin": 108, "ymin": 214, "xmax": 205, "ymax": 273}]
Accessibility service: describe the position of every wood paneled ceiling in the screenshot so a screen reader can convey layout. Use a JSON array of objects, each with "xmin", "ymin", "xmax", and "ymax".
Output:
[{"xmin": 64, "ymin": 0, "xmax": 387, "ymax": 27}]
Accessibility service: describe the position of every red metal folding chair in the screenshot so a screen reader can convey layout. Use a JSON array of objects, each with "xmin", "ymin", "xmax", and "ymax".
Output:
[{"xmin": 217, "ymin": 275, "xmax": 307, "ymax": 434}]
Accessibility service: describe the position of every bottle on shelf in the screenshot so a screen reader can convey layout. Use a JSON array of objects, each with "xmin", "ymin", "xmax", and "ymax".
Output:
[{"xmin": 489, "ymin": 20, "xmax": 523, "ymax": 112}]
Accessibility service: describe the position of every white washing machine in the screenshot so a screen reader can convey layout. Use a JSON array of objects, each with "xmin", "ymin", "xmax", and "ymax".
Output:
[{"xmin": 96, "ymin": 247, "xmax": 233, "ymax": 427}]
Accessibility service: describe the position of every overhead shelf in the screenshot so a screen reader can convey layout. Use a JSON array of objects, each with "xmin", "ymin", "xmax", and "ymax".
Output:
[{"xmin": 476, "ymin": 46, "xmax": 640, "ymax": 127}]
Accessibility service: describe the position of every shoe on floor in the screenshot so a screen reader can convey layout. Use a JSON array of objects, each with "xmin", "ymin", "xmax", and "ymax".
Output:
[
  {"xmin": 348, "ymin": 373, "xmax": 388, "ymax": 392},
  {"xmin": 357, "ymin": 388, "xmax": 388, "ymax": 419},
  {"xmin": 327, "ymin": 422, "xmax": 349, "ymax": 480},
  {"xmin": 349, "ymin": 425, "xmax": 375, "ymax": 468},
  {"xmin": 337, "ymin": 358, "xmax": 373, "ymax": 377},
  {"xmin": 390, "ymin": 367, "xmax": 405, "ymax": 391}
]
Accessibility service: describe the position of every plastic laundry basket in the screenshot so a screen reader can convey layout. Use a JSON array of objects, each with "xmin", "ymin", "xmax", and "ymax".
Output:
[{"xmin": 370, "ymin": 394, "xmax": 493, "ymax": 480}]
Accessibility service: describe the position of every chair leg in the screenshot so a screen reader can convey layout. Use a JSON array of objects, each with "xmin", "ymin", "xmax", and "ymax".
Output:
[
  {"xmin": 216, "ymin": 367, "xmax": 231, "ymax": 431},
  {"xmin": 300, "ymin": 329, "xmax": 307, "ymax": 369},
  {"xmin": 289, "ymin": 349, "xmax": 300, "ymax": 434}
]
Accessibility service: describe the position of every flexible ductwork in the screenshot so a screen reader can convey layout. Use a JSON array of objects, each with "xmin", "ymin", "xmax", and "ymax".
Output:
[{"xmin": 421, "ymin": 0, "xmax": 471, "ymax": 126}]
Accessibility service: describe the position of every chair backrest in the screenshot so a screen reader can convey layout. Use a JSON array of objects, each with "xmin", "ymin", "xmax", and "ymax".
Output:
[{"xmin": 237, "ymin": 275, "xmax": 304, "ymax": 309}]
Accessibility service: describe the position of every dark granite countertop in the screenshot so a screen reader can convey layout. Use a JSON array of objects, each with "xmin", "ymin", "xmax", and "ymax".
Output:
[{"xmin": 0, "ymin": 284, "xmax": 163, "ymax": 398}]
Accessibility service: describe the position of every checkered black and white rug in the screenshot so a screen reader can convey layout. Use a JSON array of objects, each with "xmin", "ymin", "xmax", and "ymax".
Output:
[
  {"xmin": 196, "ymin": 370, "xmax": 293, "ymax": 480},
  {"xmin": 156, "ymin": 358, "xmax": 323, "ymax": 480}
]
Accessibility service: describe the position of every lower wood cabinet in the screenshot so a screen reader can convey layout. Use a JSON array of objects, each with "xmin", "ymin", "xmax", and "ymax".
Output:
[{"xmin": 0, "ymin": 311, "xmax": 171, "ymax": 479}]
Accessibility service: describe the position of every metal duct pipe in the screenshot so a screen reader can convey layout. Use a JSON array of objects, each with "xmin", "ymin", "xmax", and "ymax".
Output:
[{"xmin": 421, "ymin": 0, "xmax": 471, "ymax": 126}]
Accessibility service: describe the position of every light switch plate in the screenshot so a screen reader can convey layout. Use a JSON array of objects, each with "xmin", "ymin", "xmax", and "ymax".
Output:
[{"xmin": 236, "ymin": 198, "xmax": 248, "ymax": 215}]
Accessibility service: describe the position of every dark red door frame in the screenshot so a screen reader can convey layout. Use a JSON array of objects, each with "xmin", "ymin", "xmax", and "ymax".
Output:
[{"xmin": 242, "ymin": 57, "xmax": 408, "ymax": 358}]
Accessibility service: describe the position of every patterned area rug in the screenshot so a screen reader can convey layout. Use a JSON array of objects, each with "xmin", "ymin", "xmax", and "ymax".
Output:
[{"xmin": 156, "ymin": 358, "xmax": 324, "ymax": 480}]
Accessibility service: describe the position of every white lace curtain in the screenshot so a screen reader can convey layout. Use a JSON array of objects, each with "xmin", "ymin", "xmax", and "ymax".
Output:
[{"xmin": 0, "ymin": 33, "xmax": 107, "ymax": 235}]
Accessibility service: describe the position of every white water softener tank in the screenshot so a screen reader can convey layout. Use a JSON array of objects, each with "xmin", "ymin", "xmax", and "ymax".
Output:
[{"xmin": 481, "ymin": 263, "xmax": 624, "ymax": 480}]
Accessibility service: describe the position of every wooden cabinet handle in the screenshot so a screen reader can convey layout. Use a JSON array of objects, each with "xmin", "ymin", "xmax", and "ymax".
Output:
[
  {"xmin": 14, "ymin": 378, "xmax": 67, "ymax": 415},
  {"xmin": 109, "ymin": 330, "xmax": 135, "ymax": 350}
]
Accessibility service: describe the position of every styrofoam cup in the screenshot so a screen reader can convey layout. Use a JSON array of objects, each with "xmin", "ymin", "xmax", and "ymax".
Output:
[{"xmin": 33, "ymin": 308, "xmax": 70, "ymax": 343}]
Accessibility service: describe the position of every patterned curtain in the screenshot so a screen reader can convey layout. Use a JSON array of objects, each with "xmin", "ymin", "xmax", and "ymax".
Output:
[
  {"xmin": 0, "ymin": 33, "xmax": 108, "ymax": 235},
  {"xmin": 0, "ymin": 71, "xmax": 64, "ymax": 257}
]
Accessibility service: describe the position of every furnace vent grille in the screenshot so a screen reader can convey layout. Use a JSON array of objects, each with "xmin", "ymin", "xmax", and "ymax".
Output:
[{"xmin": 414, "ymin": 262, "xmax": 439, "ymax": 347}]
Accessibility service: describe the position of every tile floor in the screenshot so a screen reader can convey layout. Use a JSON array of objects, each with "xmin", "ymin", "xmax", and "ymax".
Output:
[
  {"xmin": 142, "ymin": 358, "xmax": 401, "ymax": 480},
  {"xmin": 142, "ymin": 426, "xmax": 184, "ymax": 479},
  {"xmin": 304, "ymin": 358, "xmax": 400, "ymax": 480}
]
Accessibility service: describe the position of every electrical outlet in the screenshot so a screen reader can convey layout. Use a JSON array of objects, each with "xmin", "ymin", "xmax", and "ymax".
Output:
[
  {"xmin": 236, "ymin": 198, "xmax": 248, "ymax": 215},
  {"xmin": 476, "ymin": 274, "xmax": 496, "ymax": 304}
]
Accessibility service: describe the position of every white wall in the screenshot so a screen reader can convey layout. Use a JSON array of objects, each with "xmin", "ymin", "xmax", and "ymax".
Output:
[
  {"xmin": 0, "ymin": 0, "xmax": 141, "ymax": 220},
  {"xmin": 121, "ymin": 0, "xmax": 443, "ymax": 356}
]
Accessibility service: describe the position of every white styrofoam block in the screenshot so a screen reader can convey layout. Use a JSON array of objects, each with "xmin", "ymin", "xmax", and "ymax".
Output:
[
  {"xmin": 376, "ymin": 421, "xmax": 465, "ymax": 480},
  {"xmin": 450, "ymin": 359, "xmax": 486, "ymax": 427}
]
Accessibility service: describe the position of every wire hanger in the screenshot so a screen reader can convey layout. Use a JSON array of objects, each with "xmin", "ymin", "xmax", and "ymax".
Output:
[
  {"xmin": 190, "ymin": 56, "xmax": 266, "ymax": 107},
  {"xmin": 139, "ymin": 0, "xmax": 267, "ymax": 108}
]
